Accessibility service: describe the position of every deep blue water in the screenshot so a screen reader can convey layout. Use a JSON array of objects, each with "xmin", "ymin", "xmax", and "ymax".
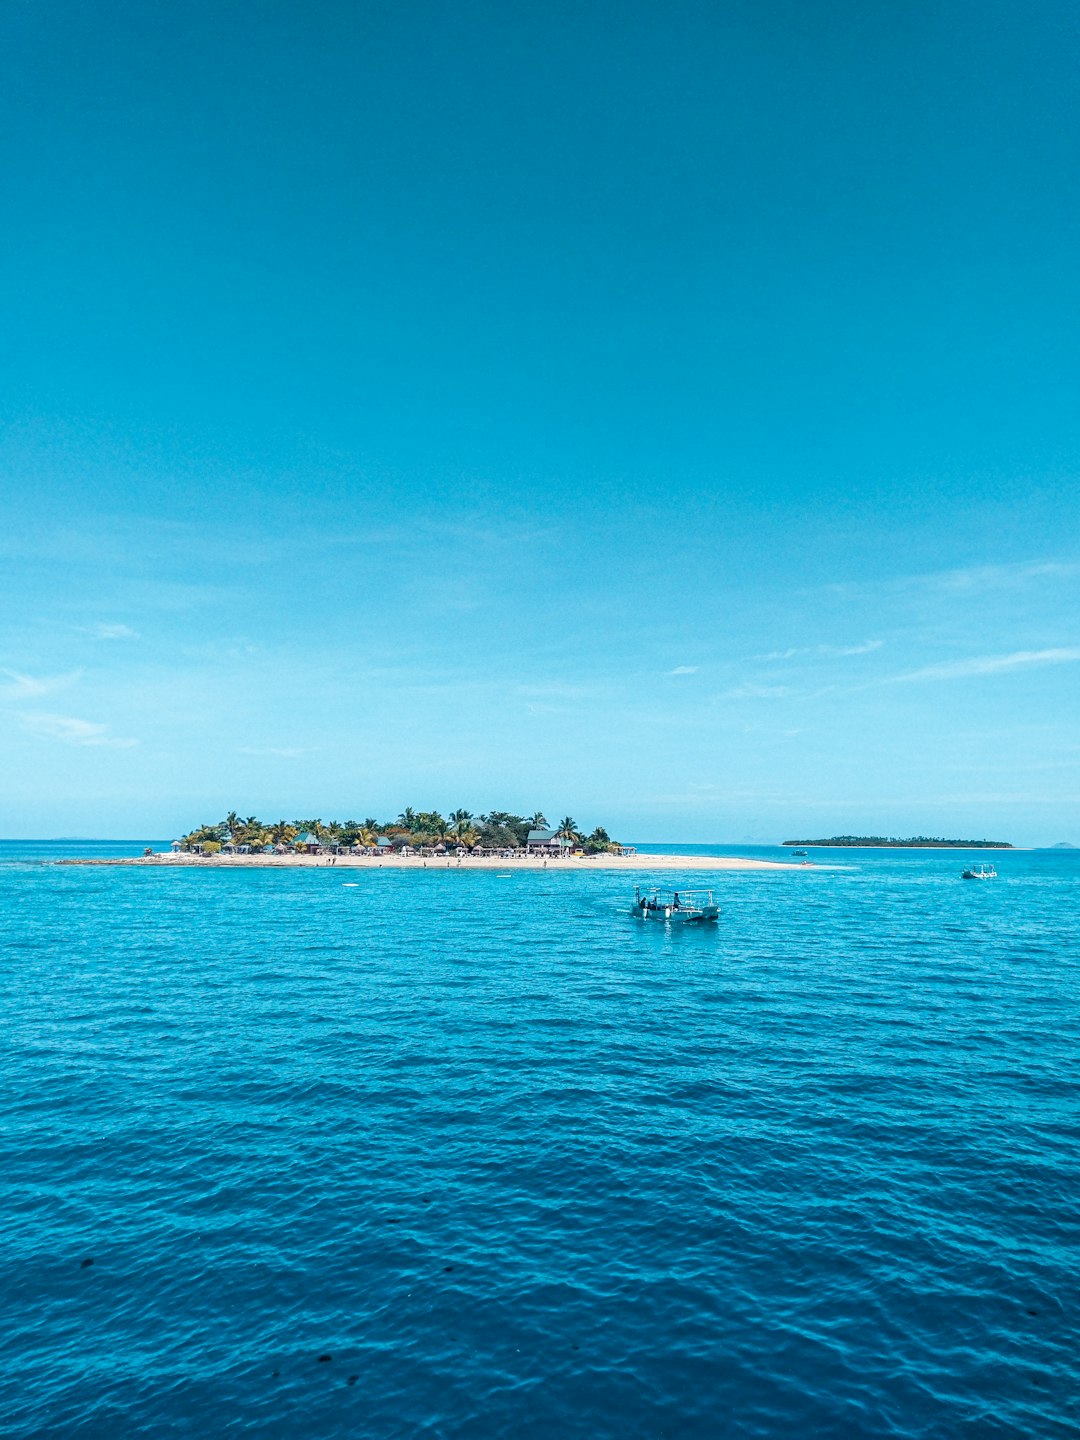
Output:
[{"xmin": 1, "ymin": 843, "xmax": 1077, "ymax": 1438}]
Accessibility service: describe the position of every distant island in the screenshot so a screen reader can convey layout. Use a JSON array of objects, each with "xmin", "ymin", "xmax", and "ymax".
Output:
[{"xmin": 783, "ymin": 836, "xmax": 1014, "ymax": 849}]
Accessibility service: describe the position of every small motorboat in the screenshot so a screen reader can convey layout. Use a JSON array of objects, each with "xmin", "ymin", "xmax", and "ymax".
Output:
[
  {"xmin": 792, "ymin": 849, "xmax": 808, "ymax": 857},
  {"xmin": 961, "ymin": 864, "xmax": 997, "ymax": 880},
  {"xmin": 632, "ymin": 887, "xmax": 720, "ymax": 923}
]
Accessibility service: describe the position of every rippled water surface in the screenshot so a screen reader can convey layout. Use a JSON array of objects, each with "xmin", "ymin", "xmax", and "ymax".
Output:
[{"xmin": 2, "ymin": 845, "xmax": 1078, "ymax": 1438}]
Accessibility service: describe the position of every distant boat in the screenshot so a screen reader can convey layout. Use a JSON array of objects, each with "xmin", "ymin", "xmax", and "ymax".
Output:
[
  {"xmin": 961, "ymin": 864, "xmax": 997, "ymax": 880},
  {"xmin": 792, "ymin": 849, "xmax": 807, "ymax": 857},
  {"xmin": 632, "ymin": 887, "xmax": 719, "ymax": 923}
]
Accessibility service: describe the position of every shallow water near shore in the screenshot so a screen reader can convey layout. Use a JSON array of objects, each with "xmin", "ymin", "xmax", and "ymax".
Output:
[{"xmin": 1, "ymin": 844, "xmax": 1078, "ymax": 1438}]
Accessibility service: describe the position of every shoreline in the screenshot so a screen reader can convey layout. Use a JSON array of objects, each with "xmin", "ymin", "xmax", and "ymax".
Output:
[{"xmin": 57, "ymin": 852, "xmax": 800, "ymax": 872}]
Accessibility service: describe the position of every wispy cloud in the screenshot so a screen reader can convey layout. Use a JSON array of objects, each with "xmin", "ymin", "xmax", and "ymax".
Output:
[
  {"xmin": 751, "ymin": 640, "xmax": 883, "ymax": 661},
  {"xmin": 891, "ymin": 648, "xmax": 1080, "ymax": 683},
  {"xmin": 22, "ymin": 712, "xmax": 138, "ymax": 748},
  {"xmin": 1, "ymin": 668, "xmax": 82, "ymax": 700},
  {"xmin": 323, "ymin": 516, "xmax": 559, "ymax": 558},
  {"xmin": 83, "ymin": 622, "xmax": 140, "ymax": 641},
  {"xmin": 824, "ymin": 559, "xmax": 1079, "ymax": 600},
  {"xmin": 723, "ymin": 683, "xmax": 793, "ymax": 700},
  {"xmin": 928, "ymin": 561, "xmax": 1078, "ymax": 594},
  {"xmin": 667, "ymin": 665, "xmax": 699, "ymax": 675}
]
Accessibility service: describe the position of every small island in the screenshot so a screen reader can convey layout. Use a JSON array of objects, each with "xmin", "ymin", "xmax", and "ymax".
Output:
[
  {"xmin": 783, "ymin": 835, "xmax": 1014, "ymax": 849},
  {"xmin": 56, "ymin": 808, "xmax": 802, "ymax": 873},
  {"xmin": 176, "ymin": 808, "xmax": 625, "ymax": 856}
]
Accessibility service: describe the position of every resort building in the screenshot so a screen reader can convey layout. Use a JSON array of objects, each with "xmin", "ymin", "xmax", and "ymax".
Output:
[{"xmin": 526, "ymin": 829, "xmax": 574, "ymax": 856}]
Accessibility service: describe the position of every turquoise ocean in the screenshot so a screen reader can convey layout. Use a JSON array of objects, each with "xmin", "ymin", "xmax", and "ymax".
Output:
[{"xmin": 1, "ymin": 841, "xmax": 1077, "ymax": 1437}]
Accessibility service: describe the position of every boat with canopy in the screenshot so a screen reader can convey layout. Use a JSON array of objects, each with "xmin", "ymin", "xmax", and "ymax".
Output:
[{"xmin": 631, "ymin": 887, "xmax": 720, "ymax": 923}]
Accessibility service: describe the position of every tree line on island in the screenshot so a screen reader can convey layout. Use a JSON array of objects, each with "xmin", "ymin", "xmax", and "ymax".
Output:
[
  {"xmin": 179, "ymin": 810, "xmax": 622, "ymax": 854},
  {"xmin": 783, "ymin": 835, "xmax": 1013, "ymax": 848}
]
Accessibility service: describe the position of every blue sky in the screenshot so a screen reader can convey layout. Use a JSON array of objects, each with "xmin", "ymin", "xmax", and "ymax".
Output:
[{"xmin": 2, "ymin": 0, "xmax": 1078, "ymax": 842}]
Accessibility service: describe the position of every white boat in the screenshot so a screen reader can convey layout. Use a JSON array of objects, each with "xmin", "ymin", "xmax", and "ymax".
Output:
[
  {"xmin": 632, "ymin": 887, "xmax": 720, "ymax": 923},
  {"xmin": 961, "ymin": 864, "xmax": 997, "ymax": 880}
]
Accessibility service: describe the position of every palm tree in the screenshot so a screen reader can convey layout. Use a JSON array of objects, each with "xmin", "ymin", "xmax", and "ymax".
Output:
[
  {"xmin": 236, "ymin": 815, "xmax": 264, "ymax": 847},
  {"xmin": 398, "ymin": 807, "xmax": 418, "ymax": 831},
  {"xmin": 418, "ymin": 811, "xmax": 449, "ymax": 843},
  {"xmin": 557, "ymin": 816, "xmax": 579, "ymax": 841},
  {"xmin": 450, "ymin": 808, "xmax": 473, "ymax": 837},
  {"xmin": 529, "ymin": 811, "xmax": 548, "ymax": 829},
  {"xmin": 224, "ymin": 810, "xmax": 242, "ymax": 842}
]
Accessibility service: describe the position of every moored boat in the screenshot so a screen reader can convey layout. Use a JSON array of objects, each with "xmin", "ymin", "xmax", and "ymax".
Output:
[
  {"xmin": 632, "ymin": 887, "xmax": 720, "ymax": 922},
  {"xmin": 961, "ymin": 864, "xmax": 997, "ymax": 880}
]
